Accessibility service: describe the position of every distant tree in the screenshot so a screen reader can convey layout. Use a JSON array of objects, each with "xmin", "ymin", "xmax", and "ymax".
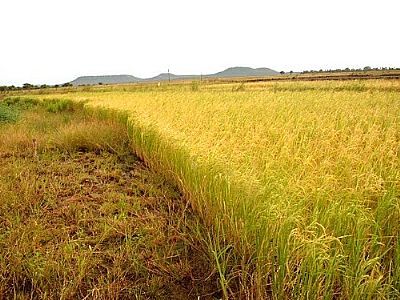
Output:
[
  {"xmin": 280, "ymin": 71, "xmax": 285, "ymax": 75},
  {"xmin": 61, "ymin": 83, "xmax": 73, "ymax": 87},
  {"xmin": 23, "ymin": 83, "xmax": 35, "ymax": 89},
  {"xmin": 289, "ymin": 71, "xmax": 293, "ymax": 74},
  {"xmin": 364, "ymin": 66, "xmax": 371, "ymax": 71}
]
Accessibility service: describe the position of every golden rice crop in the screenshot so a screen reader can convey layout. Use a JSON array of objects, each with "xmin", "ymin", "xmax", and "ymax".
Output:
[{"xmin": 24, "ymin": 80, "xmax": 400, "ymax": 298}]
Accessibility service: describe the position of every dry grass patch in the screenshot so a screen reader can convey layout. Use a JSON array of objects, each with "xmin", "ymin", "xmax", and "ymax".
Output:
[{"xmin": 0, "ymin": 100, "xmax": 219, "ymax": 299}]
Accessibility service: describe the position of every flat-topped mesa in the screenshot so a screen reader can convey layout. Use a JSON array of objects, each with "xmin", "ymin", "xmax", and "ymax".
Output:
[{"xmin": 70, "ymin": 75, "xmax": 141, "ymax": 86}]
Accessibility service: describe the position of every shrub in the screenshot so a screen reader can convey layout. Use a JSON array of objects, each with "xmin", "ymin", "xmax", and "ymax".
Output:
[{"xmin": 0, "ymin": 103, "xmax": 18, "ymax": 123}]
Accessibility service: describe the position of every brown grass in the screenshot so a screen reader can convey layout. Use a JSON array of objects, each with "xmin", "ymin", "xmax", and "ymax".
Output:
[{"xmin": 0, "ymin": 100, "xmax": 219, "ymax": 299}]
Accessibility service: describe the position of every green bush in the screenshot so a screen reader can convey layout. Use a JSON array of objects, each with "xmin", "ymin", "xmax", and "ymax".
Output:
[{"xmin": 0, "ymin": 104, "xmax": 18, "ymax": 123}]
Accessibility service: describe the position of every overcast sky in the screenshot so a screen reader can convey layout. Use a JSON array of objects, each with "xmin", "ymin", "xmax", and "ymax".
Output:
[{"xmin": 1, "ymin": 0, "xmax": 399, "ymax": 86}]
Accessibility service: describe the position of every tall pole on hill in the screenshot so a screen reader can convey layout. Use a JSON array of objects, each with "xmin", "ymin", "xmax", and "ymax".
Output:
[{"xmin": 168, "ymin": 69, "xmax": 170, "ymax": 83}]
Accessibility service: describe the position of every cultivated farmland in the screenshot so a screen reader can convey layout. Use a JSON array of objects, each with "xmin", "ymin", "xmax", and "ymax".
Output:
[{"xmin": 7, "ymin": 79, "xmax": 400, "ymax": 298}]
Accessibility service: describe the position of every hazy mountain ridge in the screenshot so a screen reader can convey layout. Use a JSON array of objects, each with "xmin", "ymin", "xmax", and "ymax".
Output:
[
  {"xmin": 70, "ymin": 67, "xmax": 279, "ymax": 86},
  {"xmin": 70, "ymin": 75, "xmax": 141, "ymax": 86},
  {"xmin": 207, "ymin": 67, "xmax": 279, "ymax": 78},
  {"xmin": 143, "ymin": 73, "xmax": 199, "ymax": 82}
]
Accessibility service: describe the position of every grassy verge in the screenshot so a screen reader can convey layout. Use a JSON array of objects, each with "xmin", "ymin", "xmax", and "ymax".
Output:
[{"xmin": 0, "ymin": 99, "xmax": 219, "ymax": 299}]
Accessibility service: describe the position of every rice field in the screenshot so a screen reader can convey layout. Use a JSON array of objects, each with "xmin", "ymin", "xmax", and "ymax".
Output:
[{"xmin": 18, "ymin": 79, "xmax": 400, "ymax": 298}]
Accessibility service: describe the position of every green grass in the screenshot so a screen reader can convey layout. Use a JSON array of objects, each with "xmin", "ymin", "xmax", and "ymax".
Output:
[
  {"xmin": 0, "ymin": 103, "xmax": 18, "ymax": 123},
  {"xmin": 43, "ymin": 98, "xmax": 82, "ymax": 113},
  {"xmin": 0, "ymin": 99, "xmax": 219, "ymax": 299}
]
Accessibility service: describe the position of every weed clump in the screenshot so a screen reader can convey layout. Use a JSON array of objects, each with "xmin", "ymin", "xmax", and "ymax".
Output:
[
  {"xmin": 191, "ymin": 81, "xmax": 199, "ymax": 92},
  {"xmin": 0, "ymin": 103, "xmax": 18, "ymax": 123},
  {"xmin": 4, "ymin": 97, "xmax": 40, "ymax": 109},
  {"xmin": 0, "ymin": 97, "xmax": 41, "ymax": 123},
  {"xmin": 232, "ymin": 82, "xmax": 245, "ymax": 92},
  {"xmin": 44, "ymin": 99, "xmax": 83, "ymax": 113}
]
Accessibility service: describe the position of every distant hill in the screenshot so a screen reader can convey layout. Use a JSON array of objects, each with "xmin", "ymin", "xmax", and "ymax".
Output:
[
  {"xmin": 70, "ymin": 75, "xmax": 141, "ymax": 86},
  {"xmin": 143, "ymin": 67, "xmax": 279, "ymax": 82},
  {"xmin": 144, "ymin": 73, "xmax": 199, "ymax": 82},
  {"xmin": 207, "ymin": 67, "xmax": 279, "ymax": 78},
  {"xmin": 69, "ymin": 67, "xmax": 279, "ymax": 85}
]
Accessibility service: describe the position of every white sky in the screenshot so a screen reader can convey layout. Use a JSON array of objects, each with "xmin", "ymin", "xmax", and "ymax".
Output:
[{"xmin": 1, "ymin": 0, "xmax": 399, "ymax": 86}]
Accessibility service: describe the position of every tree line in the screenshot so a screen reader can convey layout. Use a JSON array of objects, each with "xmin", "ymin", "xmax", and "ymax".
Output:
[
  {"xmin": 301, "ymin": 66, "xmax": 400, "ymax": 74},
  {"xmin": 0, "ymin": 82, "xmax": 73, "ymax": 92}
]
